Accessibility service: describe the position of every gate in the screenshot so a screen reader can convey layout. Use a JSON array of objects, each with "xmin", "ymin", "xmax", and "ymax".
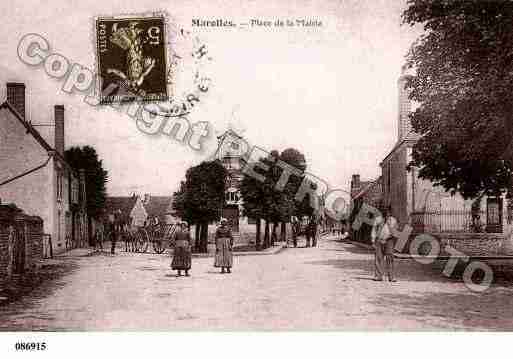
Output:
[{"xmin": 486, "ymin": 197, "xmax": 503, "ymax": 233}]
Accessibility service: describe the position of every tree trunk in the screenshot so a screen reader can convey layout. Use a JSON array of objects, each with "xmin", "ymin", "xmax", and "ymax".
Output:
[
  {"xmin": 264, "ymin": 220, "xmax": 270, "ymax": 249},
  {"xmin": 271, "ymin": 222, "xmax": 278, "ymax": 246},
  {"xmin": 87, "ymin": 216, "xmax": 93, "ymax": 246},
  {"xmin": 194, "ymin": 224, "xmax": 201, "ymax": 252},
  {"xmin": 256, "ymin": 218, "xmax": 261, "ymax": 251},
  {"xmin": 280, "ymin": 222, "xmax": 287, "ymax": 242},
  {"xmin": 200, "ymin": 222, "xmax": 209, "ymax": 253}
]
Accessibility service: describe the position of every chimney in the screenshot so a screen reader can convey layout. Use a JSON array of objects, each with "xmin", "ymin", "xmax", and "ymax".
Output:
[
  {"xmin": 54, "ymin": 105, "xmax": 65, "ymax": 156},
  {"xmin": 6, "ymin": 82, "xmax": 26, "ymax": 119},
  {"xmin": 351, "ymin": 174, "xmax": 361, "ymax": 190},
  {"xmin": 397, "ymin": 66, "xmax": 413, "ymax": 142}
]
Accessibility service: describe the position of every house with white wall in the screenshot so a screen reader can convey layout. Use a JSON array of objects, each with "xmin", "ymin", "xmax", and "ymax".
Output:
[{"xmin": 0, "ymin": 82, "xmax": 87, "ymax": 254}]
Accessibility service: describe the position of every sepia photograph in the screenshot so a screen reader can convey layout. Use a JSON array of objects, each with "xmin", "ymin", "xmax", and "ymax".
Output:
[{"xmin": 1, "ymin": 0, "xmax": 513, "ymax": 356}]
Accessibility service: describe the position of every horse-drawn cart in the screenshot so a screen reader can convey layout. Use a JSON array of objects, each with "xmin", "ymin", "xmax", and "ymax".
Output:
[{"xmin": 125, "ymin": 223, "xmax": 178, "ymax": 254}]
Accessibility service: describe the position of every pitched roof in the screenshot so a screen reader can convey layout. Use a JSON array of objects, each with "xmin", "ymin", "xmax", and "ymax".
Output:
[
  {"xmin": 104, "ymin": 196, "xmax": 139, "ymax": 220},
  {"xmin": 351, "ymin": 180, "xmax": 371, "ymax": 198},
  {"xmin": 353, "ymin": 177, "xmax": 382, "ymax": 201},
  {"xmin": 144, "ymin": 196, "xmax": 173, "ymax": 219},
  {"xmin": 217, "ymin": 128, "xmax": 243, "ymax": 140},
  {"xmin": 380, "ymin": 130, "xmax": 421, "ymax": 165},
  {"xmin": 0, "ymin": 100, "xmax": 74, "ymax": 173}
]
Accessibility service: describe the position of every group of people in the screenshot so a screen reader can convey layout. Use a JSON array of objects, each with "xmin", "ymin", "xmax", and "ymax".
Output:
[
  {"xmin": 290, "ymin": 217, "xmax": 319, "ymax": 248},
  {"xmin": 102, "ymin": 207, "xmax": 398, "ymax": 282},
  {"xmin": 170, "ymin": 218, "xmax": 234, "ymax": 277}
]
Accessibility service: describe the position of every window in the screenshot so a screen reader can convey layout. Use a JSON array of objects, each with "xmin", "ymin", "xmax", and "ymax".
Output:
[
  {"xmin": 71, "ymin": 178, "xmax": 79, "ymax": 204},
  {"xmin": 225, "ymin": 191, "xmax": 240, "ymax": 203}
]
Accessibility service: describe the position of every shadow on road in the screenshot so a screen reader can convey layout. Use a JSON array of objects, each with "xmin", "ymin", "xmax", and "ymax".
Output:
[
  {"xmin": 0, "ymin": 259, "xmax": 79, "ymax": 331},
  {"xmin": 303, "ymin": 258, "xmax": 460, "ymax": 284},
  {"xmin": 365, "ymin": 289, "xmax": 513, "ymax": 330},
  {"xmin": 323, "ymin": 245, "xmax": 371, "ymax": 255}
]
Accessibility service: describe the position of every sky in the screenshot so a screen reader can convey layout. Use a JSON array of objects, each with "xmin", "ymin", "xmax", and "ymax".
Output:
[{"xmin": 0, "ymin": 0, "xmax": 422, "ymax": 197}]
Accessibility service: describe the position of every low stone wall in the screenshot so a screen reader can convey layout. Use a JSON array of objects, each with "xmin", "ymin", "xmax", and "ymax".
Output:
[
  {"xmin": 405, "ymin": 232, "xmax": 511, "ymax": 257},
  {"xmin": 438, "ymin": 233, "xmax": 506, "ymax": 257},
  {"xmin": 0, "ymin": 205, "xmax": 44, "ymax": 289}
]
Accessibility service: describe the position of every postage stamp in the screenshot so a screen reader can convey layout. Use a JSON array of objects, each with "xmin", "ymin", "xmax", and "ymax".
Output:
[{"xmin": 95, "ymin": 15, "xmax": 168, "ymax": 104}]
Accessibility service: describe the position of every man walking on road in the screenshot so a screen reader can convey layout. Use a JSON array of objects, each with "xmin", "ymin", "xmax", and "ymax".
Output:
[
  {"xmin": 110, "ymin": 210, "xmax": 121, "ymax": 255},
  {"xmin": 371, "ymin": 206, "xmax": 398, "ymax": 282}
]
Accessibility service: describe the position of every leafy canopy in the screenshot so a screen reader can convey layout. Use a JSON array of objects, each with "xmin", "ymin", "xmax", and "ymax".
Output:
[
  {"xmin": 65, "ymin": 146, "xmax": 108, "ymax": 219},
  {"xmin": 172, "ymin": 160, "xmax": 228, "ymax": 224},
  {"xmin": 403, "ymin": 0, "xmax": 513, "ymax": 198}
]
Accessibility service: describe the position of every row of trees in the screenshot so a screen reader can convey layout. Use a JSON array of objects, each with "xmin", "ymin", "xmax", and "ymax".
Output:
[
  {"xmin": 171, "ymin": 147, "xmax": 320, "ymax": 252},
  {"xmin": 240, "ymin": 148, "xmax": 318, "ymax": 250}
]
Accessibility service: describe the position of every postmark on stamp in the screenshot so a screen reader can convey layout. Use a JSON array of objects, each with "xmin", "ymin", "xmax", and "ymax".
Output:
[{"xmin": 95, "ymin": 15, "xmax": 168, "ymax": 104}]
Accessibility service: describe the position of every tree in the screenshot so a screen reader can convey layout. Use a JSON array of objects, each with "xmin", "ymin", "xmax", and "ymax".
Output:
[
  {"xmin": 172, "ymin": 160, "xmax": 227, "ymax": 253},
  {"xmin": 403, "ymin": 0, "xmax": 513, "ymax": 199},
  {"xmin": 65, "ymin": 146, "xmax": 108, "ymax": 219},
  {"xmin": 240, "ymin": 147, "xmax": 310, "ymax": 249}
]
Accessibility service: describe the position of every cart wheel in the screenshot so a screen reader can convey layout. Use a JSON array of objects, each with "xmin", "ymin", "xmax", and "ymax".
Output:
[{"xmin": 153, "ymin": 239, "xmax": 166, "ymax": 254}]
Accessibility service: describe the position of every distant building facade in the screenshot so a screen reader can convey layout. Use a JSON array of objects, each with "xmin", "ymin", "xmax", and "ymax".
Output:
[
  {"xmin": 104, "ymin": 195, "xmax": 147, "ymax": 227},
  {"xmin": 349, "ymin": 174, "xmax": 383, "ymax": 243},
  {"xmin": 142, "ymin": 194, "xmax": 178, "ymax": 225},
  {"xmin": 215, "ymin": 129, "xmax": 250, "ymax": 233}
]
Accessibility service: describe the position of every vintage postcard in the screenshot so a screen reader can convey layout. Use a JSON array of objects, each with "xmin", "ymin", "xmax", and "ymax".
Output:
[{"xmin": 1, "ymin": 0, "xmax": 513, "ymax": 357}]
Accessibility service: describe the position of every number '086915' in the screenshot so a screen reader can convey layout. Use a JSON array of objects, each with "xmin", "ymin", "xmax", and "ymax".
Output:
[{"xmin": 15, "ymin": 342, "xmax": 47, "ymax": 351}]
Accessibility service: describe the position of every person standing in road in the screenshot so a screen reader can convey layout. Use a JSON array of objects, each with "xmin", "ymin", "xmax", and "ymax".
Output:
[
  {"xmin": 171, "ymin": 221, "xmax": 192, "ymax": 277},
  {"xmin": 371, "ymin": 206, "xmax": 398, "ymax": 282},
  {"xmin": 108, "ymin": 211, "xmax": 118, "ymax": 255},
  {"xmin": 291, "ymin": 216, "xmax": 299, "ymax": 248},
  {"xmin": 214, "ymin": 218, "xmax": 234, "ymax": 273},
  {"xmin": 311, "ymin": 219, "xmax": 318, "ymax": 247},
  {"xmin": 305, "ymin": 219, "xmax": 312, "ymax": 248}
]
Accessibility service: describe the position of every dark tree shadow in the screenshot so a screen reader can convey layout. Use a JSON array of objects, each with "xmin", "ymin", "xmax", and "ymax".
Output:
[
  {"xmin": 365, "ymin": 290, "xmax": 513, "ymax": 330},
  {"xmin": 0, "ymin": 259, "xmax": 79, "ymax": 331},
  {"xmin": 303, "ymin": 258, "xmax": 463, "ymax": 284}
]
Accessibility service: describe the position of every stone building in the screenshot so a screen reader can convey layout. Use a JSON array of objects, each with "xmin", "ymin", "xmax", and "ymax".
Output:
[
  {"xmin": 0, "ymin": 83, "xmax": 87, "ymax": 254},
  {"xmin": 350, "ymin": 174, "xmax": 383, "ymax": 209},
  {"xmin": 349, "ymin": 175, "xmax": 383, "ymax": 243}
]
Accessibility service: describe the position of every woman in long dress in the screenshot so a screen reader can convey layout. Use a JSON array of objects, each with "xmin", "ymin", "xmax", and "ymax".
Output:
[
  {"xmin": 214, "ymin": 218, "xmax": 234, "ymax": 273},
  {"xmin": 171, "ymin": 221, "xmax": 192, "ymax": 276}
]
